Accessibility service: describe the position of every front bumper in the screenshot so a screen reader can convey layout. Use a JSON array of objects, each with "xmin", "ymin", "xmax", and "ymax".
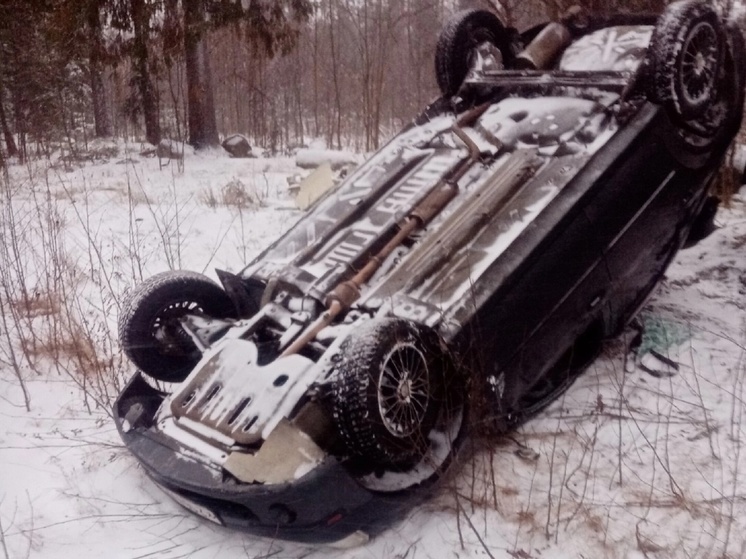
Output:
[{"xmin": 113, "ymin": 373, "xmax": 419, "ymax": 544}]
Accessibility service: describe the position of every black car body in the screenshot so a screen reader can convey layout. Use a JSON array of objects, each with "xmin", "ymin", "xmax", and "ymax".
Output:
[{"xmin": 114, "ymin": 1, "xmax": 745, "ymax": 546}]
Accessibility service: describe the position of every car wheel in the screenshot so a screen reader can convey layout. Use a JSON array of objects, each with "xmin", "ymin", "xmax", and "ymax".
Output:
[
  {"xmin": 650, "ymin": 0, "xmax": 724, "ymax": 121},
  {"xmin": 435, "ymin": 9, "xmax": 515, "ymax": 97},
  {"xmin": 658, "ymin": 21, "xmax": 744, "ymax": 167},
  {"xmin": 119, "ymin": 270, "xmax": 234, "ymax": 382},
  {"xmin": 331, "ymin": 318, "xmax": 458, "ymax": 468}
]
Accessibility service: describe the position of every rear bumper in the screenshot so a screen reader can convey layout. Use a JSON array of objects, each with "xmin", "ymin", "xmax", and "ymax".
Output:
[{"xmin": 113, "ymin": 373, "xmax": 411, "ymax": 544}]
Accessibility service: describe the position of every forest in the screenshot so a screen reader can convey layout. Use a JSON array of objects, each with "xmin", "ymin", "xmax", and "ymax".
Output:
[{"xmin": 0, "ymin": 0, "xmax": 688, "ymax": 162}]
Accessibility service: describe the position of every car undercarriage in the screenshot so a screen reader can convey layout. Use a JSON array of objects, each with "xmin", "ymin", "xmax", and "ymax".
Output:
[{"xmin": 114, "ymin": 1, "xmax": 745, "ymax": 544}]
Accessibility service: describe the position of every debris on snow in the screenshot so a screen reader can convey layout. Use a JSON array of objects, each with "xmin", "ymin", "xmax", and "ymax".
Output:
[
  {"xmin": 295, "ymin": 148, "xmax": 362, "ymax": 171},
  {"xmin": 293, "ymin": 162, "xmax": 335, "ymax": 210},
  {"xmin": 222, "ymin": 419, "xmax": 325, "ymax": 484}
]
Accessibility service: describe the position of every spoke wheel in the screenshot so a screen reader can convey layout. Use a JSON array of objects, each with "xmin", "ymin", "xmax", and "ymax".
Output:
[
  {"xmin": 651, "ymin": 7, "xmax": 744, "ymax": 167},
  {"xmin": 151, "ymin": 300, "xmax": 205, "ymax": 356},
  {"xmin": 679, "ymin": 22, "xmax": 718, "ymax": 108},
  {"xmin": 378, "ymin": 344, "xmax": 430, "ymax": 437}
]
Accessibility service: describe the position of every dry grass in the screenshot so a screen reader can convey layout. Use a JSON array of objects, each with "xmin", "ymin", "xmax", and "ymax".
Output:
[
  {"xmin": 199, "ymin": 178, "xmax": 260, "ymax": 210},
  {"xmin": 10, "ymin": 293, "xmax": 61, "ymax": 318},
  {"xmin": 0, "ymin": 162, "xmax": 137, "ymax": 413},
  {"xmin": 17, "ymin": 301, "xmax": 112, "ymax": 377},
  {"xmin": 199, "ymin": 187, "xmax": 219, "ymax": 208},
  {"xmin": 443, "ymin": 330, "xmax": 746, "ymax": 558},
  {"xmin": 713, "ymin": 145, "xmax": 742, "ymax": 204},
  {"xmin": 114, "ymin": 182, "xmax": 153, "ymax": 206}
]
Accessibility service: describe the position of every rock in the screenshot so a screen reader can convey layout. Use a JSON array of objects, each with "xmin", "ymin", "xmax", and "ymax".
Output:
[{"xmin": 222, "ymin": 134, "xmax": 252, "ymax": 158}]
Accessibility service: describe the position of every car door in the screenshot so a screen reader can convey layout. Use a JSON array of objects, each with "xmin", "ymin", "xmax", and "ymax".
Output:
[
  {"xmin": 455, "ymin": 192, "xmax": 611, "ymax": 412},
  {"xmin": 581, "ymin": 111, "xmax": 714, "ymax": 335}
]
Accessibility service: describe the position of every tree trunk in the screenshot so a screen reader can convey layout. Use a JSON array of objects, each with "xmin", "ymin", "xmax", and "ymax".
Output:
[
  {"xmin": 90, "ymin": 68, "xmax": 111, "ymax": 137},
  {"xmin": 131, "ymin": 0, "xmax": 160, "ymax": 145},
  {"xmin": 312, "ymin": 14, "xmax": 319, "ymax": 138},
  {"xmin": 328, "ymin": 0, "xmax": 342, "ymax": 150},
  {"xmin": 0, "ymin": 81, "xmax": 18, "ymax": 157},
  {"xmin": 87, "ymin": 0, "xmax": 112, "ymax": 137},
  {"xmin": 11, "ymin": 89, "xmax": 26, "ymax": 162},
  {"xmin": 184, "ymin": 0, "xmax": 219, "ymax": 149}
]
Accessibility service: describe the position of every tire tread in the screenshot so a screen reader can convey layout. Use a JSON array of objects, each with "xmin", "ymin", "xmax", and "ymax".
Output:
[{"xmin": 119, "ymin": 270, "xmax": 233, "ymax": 382}]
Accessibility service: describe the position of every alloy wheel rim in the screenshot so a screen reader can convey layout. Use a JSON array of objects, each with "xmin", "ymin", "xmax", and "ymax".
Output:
[
  {"xmin": 680, "ymin": 21, "xmax": 719, "ymax": 106},
  {"xmin": 377, "ymin": 343, "xmax": 430, "ymax": 437}
]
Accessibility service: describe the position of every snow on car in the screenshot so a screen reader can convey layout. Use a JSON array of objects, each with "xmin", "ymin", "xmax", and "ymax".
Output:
[{"xmin": 113, "ymin": 1, "xmax": 745, "ymax": 545}]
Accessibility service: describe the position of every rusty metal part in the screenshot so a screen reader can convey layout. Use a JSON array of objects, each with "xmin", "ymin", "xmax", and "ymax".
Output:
[
  {"xmin": 454, "ymin": 102, "xmax": 492, "ymax": 130},
  {"xmin": 280, "ymin": 301, "xmax": 341, "ymax": 357},
  {"xmin": 326, "ymin": 280, "xmax": 361, "ymax": 309},
  {"xmin": 400, "ymin": 149, "xmax": 542, "ymax": 291},
  {"xmin": 279, "ymin": 105, "xmax": 490, "ymax": 357},
  {"xmin": 410, "ymin": 181, "xmax": 459, "ymax": 224},
  {"xmin": 515, "ymin": 22, "xmax": 572, "ymax": 70}
]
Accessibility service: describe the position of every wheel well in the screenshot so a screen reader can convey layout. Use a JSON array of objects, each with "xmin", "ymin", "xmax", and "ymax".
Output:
[{"xmin": 564, "ymin": 318, "xmax": 605, "ymax": 371}]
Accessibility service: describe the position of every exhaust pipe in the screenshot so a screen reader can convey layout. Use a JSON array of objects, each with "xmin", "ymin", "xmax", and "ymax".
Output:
[{"xmin": 280, "ymin": 104, "xmax": 490, "ymax": 357}]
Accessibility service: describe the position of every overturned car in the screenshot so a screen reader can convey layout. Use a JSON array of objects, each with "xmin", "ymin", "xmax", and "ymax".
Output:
[{"xmin": 114, "ymin": 1, "xmax": 745, "ymax": 545}]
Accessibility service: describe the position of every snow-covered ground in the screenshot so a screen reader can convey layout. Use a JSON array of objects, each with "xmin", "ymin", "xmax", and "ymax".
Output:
[{"xmin": 0, "ymin": 144, "xmax": 744, "ymax": 558}]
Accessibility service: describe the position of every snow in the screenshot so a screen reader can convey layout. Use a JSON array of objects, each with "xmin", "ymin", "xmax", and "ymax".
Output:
[
  {"xmin": 358, "ymin": 403, "xmax": 464, "ymax": 492},
  {"xmin": 559, "ymin": 26, "xmax": 653, "ymax": 72},
  {"xmin": 731, "ymin": 1, "xmax": 746, "ymax": 25},
  {"xmin": 159, "ymin": 416, "xmax": 229, "ymax": 466},
  {"xmin": 295, "ymin": 148, "xmax": 362, "ymax": 171},
  {"xmin": 1, "ymin": 143, "xmax": 745, "ymax": 558},
  {"xmin": 224, "ymin": 134, "xmax": 248, "ymax": 148},
  {"xmin": 478, "ymin": 97, "xmax": 612, "ymax": 151}
]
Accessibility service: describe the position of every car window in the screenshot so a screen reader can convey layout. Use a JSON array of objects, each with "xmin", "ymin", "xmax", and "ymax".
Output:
[{"xmin": 559, "ymin": 25, "xmax": 654, "ymax": 72}]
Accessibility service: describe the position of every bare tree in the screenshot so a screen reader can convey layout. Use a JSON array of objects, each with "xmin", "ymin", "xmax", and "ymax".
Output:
[
  {"xmin": 0, "ymin": 80, "xmax": 17, "ymax": 157},
  {"xmin": 87, "ymin": 0, "xmax": 113, "ymax": 137},
  {"xmin": 184, "ymin": 0, "xmax": 219, "ymax": 148},
  {"xmin": 130, "ymin": 0, "xmax": 161, "ymax": 145}
]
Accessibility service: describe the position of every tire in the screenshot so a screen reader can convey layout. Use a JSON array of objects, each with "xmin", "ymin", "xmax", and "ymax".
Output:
[
  {"xmin": 659, "ymin": 20, "xmax": 744, "ymax": 167},
  {"xmin": 331, "ymin": 318, "xmax": 458, "ymax": 467},
  {"xmin": 119, "ymin": 270, "xmax": 234, "ymax": 382},
  {"xmin": 435, "ymin": 9, "xmax": 514, "ymax": 97},
  {"xmin": 649, "ymin": 0, "xmax": 725, "ymax": 121}
]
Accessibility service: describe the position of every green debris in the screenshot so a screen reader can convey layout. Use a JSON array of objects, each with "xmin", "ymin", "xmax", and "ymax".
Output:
[{"xmin": 637, "ymin": 314, "xmax": 691, "ymax": 357}]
